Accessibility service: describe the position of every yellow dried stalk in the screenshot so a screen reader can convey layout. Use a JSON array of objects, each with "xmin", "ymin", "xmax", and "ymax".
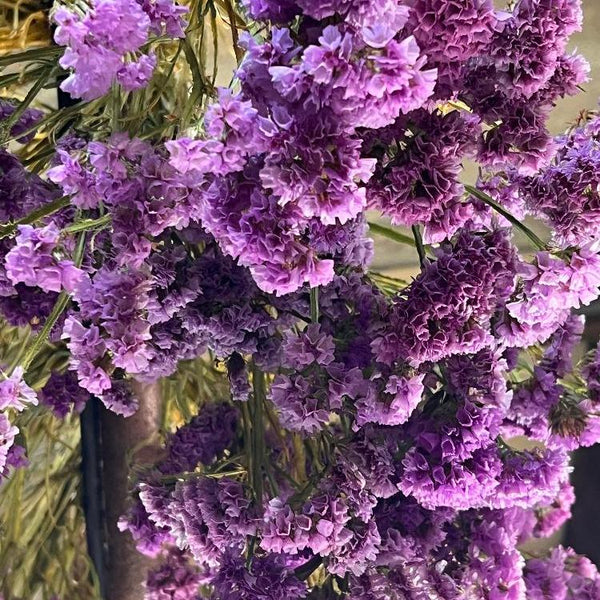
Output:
[{"xmin": 0, "ymin": 2, "xmax": 52, "ymax": 53}]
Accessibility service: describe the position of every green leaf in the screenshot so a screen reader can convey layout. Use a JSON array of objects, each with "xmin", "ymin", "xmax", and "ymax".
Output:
[
  {"xmin": 368, "ymin": 221, "xmax": 416, "ymax": 246},
  {"xmin": 0, "ymin": 197, "xmax": 71, "ymax": 240}
]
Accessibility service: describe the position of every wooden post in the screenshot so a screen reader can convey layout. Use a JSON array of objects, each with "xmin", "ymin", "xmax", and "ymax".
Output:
[{"xmin": 99, "ymin": 382, "xmax": 163, "ymax": 600}]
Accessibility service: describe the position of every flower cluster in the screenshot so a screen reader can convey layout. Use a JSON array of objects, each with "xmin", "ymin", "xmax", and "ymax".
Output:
[
  {"xmin": 2, "ymin": 0, "xmax": 600, "ymax": 599},
  {"xmin": 0, "ymin": 368, "xmax": 37, "ymax": 480},
  {"xmin": 53, "ymin": 0, "xmax": 187, "ymax": 100},
  {"xmin": 5, "ymin": 223, "xmax": 83, "ymax": 293}
]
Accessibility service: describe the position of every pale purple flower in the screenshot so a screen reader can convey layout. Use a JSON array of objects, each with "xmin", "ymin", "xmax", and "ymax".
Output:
[
  {"xmin": 0, "ymin": 367, "xmax": 38, "ymax": 412},
  {"xmin": 5, "ymin": 223, "xmax": 83, "ymax": 293}
]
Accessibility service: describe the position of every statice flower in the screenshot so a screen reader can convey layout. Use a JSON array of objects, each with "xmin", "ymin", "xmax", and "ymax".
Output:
[
  {"xmin": 5, "ymin": 223, "xmax": 83, "ymax": 293},
  {"xmin": 117, "ymin": 54, "xmax": 158, "ymax": 91},
  {"xmin": 261, "ymin": 492, "xmax": 355, "ymax": 560},
  {"xmin": 0, "ymin": 368, "xmax": 36, "ymax": 477},
  {"xmin": 198, "ymin": 170, "xmax": 335, "ymax": 295},
  {"xmin": 524, "ymin": 546, "xmax": 600, "ymax": 600},
  {"xmin": 73, "ymin": 267, "xmax": 154, "ymax": 375},
  {"xmin": 53, "ymin": 0, "xmax": 154, "ymax": 100},
  {"xmin": 0, "ymin": 150, "xmax": 59, "ymax": 224},
  {"xmin": 355, "ymin": 372, "xmax": 425, "ymax": 427},
  {"xmin": 365, "ymin": 109, "xmax": 480, "ymax": 241},
  {"xmin": 492, "ymin": 446, "xmax": 570, "ymax": 509},
  {"xmin": 0, "ymin": 284, "xmax": 61, "ymax": 332},
  {"xmin": 0, "ymin": 413, "xmax": 19, "ymax": 475},
  {"xmin": 39, "ymin": 371, "xmax": 89, "ymax": 418},
  {"xmin": 242, "ymin": 0, "xmax": 300, "ymax": 23},
  {"xmin": 491, "ymin": 0, "xmax": 583, "ymax": 97},
  {"xmin": 62, "ymin": 317, "xmax": 111, "ymax": 395},
  {"xmin": 501, "ymin": 248, "xmax": 600, "ymax": 347},
  {"xmin": 47, "ymin": 148, "xmax": 102, "ymax": 210},
  {"xmin": 0, "ymin": 367, "xmax": 38, "ymax": 412},
  {"xmin": 167, "ymin": 89, "xmax": 266, "ymax": 178},
  {"xmin": 258, "ymin": 112, "xmax": 376, "ymax": 225},
  {"xmin": 530, "ymin": 480, "xmax": 575, "ymax": 539},
  {"xmin": 296, "ymin": 0, "xmax": 410, "ymax": 33},
  {"xmin": 118, "ymin": 497, "xmax": 174, "ymax": 558},
  {"xmin": 373, "ymin": 229, "xmax": 517, "ymax": 367},
  {"xmin": 0, "ymin": 442, "xmax": 28, "ymax": 483},
  {"xmin": 271, "ymin": 25, "xmax": 437, "ymax": 130},
  {"xmin": 584, "ymin": 342, "xmax": 600, "ymax": 403},
  {"xmin": 283, "ymin": 324, "xmax": 335, "ymax": 370},
  {"xmin": 210, "ymin": 551, "xmax": 307, "ymax": 600},
  {"xmin": 99, "ymin": 380, "xmax": 139, "ymax": 417},
  {"xmin": 458, "ymin": 508, "xmax": 527, "ymax": 599},
  {"xmin": 270, "ymin": 372, "xmax": 332, "ymax": 434},
  {"xmin": 169, "ymin": 476, "xmax": 257, "ymax": 565},
  {"xmin": 162, "ymin": 402, "xmax": 238, "ymax": 473},
  {"xmin": 520, "ymin": 114, "xmax": 600, "ymax": 247},
  {"xmin": 406, "ymin": 0, "xmax": 496, "ymax": 93},
  {"xmin": 145, "ymin": 548, "xmax": 202, "ymax": 600},
  {"xmin": 398, "ymin": 401, "xmax": 503, "ymax": 510},
  {"xmin": 139, "ymin": 0, "xmax": 188, "ymax": 37},
  {"xmin": 0, "ymin": 99, "xmax": 44, "ymax": 144}
]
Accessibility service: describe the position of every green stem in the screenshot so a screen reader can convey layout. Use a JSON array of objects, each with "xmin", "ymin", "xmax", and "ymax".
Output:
[
  {"xmin": 411, "ymin": 224, "xmax": 427, "ymax": 266},
  {"xmin": 18, "ymin": 234, "xmax": 87, "ymax": 374},
  {"xmin": 1, "ymin": 67, "xmax": 56, "ymax": 143},
  {"xmin": 251, "ymin": 363, "xmax": 265, "ymax": 508},
  {"xmin": 368, "ymin": 221, "xmax": 415, "ymax": 246},
  {"xmin": 465, "ymin": 184, "xmax": 546, "ymax": 250},
  {"xmin": 240, "ymin": 401, "xmax": 254, "ymax": 490},
  {"xmin": 310, "ymin": 286, "xmax": 320, "ymax": 323},
  {"xmin": 0, "ymin": 197, "xmax": 71, "ymax": 239},
  {"xmin": 63, "ymin": 214, "xmax": 111, "ymax": 234},
  {"xmin": 20, "ymin": 293, "xmax": 70, "ymax": 373},
  {"xmin": 0, "ymin": 46, "xmax": 63, "ymax": 67}
]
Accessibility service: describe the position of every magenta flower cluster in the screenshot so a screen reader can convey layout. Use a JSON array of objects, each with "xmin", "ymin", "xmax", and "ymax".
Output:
[{"xmin": 2, "ymin": 0, "xmax": 600, "ymax": 599}]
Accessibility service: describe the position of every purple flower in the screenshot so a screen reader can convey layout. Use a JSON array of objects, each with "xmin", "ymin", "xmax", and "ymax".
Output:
[
  {"xmin": 365, "ymin": 109, "xmax": 480, "ymax": 241},
  {"xmin": 5, "ymin": 223, "xmax": 83, "ymax": 293},
  {"xmin": 283, "ymin": 324, "xmax": 335, "ymax": 370},
  {"xmin": 0, "ymin": 367, "xmax": 38, "ymax": 412},
  {"xmin": 0, "ymin": 99, "xmax": 44, "ymax": 144},
  {"xmin": 406, "ymin": 0, "xmax": 496, "ymax": 93},
  {"xmin": 117, "ymin": 53, "xmax": 158, "ymax": 91},
  {"xmin": 139, "ymin": 0, "xmax": 188, "ymax": 37},
  {"xmin": 355, "ymin": 373, "xmax": 424, "ymax": 427},
  {"xmin": 162, "ymin": 403, "xmax": 238, "ymax": 473},
  {"xmin": 520, "ymin": 115, "xmax": 600, "ymax": 248},
  {"xmin": 373, "ymin": 229, "xmax": 517, "ymax": 367},
  {"xmin": 145, "ymin": 548, "xmax": 202, "ymax": 600},
  {"xmin": 524, "ymin": 546, "xmax": 600, "ymax": 600},
  {"xmin": 118, "ymin": 497, "xmax": 173, "ymax": 558},
  {"xmin": 39, "ymin": 371, "xmax": 89, "ymax": 418},
  {"xmin": 501, "ymin": 248, "xmax": 600, "ymax": 347},
  {"xmin": 0, "ymin": 413, "xmax": 19, "ymax": 475},
  {"xmin": 99, "ymin": 380, "xmax": 139, "ymax": 417},
  {"xmin": 211, "ymin": 551, "xmax": 307, "ymax": 600},
  {"xmin": 170, "ymin": 476, "xmax": 257, "ymax": 565},
  {"xmin": 53, "ymin": 0, "xmax": 157, "ymax": 100}
]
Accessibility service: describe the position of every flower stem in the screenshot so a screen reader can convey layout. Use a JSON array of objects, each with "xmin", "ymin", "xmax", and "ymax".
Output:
[
  {"xmin": 412, "ymin": 224, "xmax": 427, "ymax": 266},
  {"xmin": 0, "ymin": 196, "xmax": 71, "ymax": 240},
  {"xmin": 465, "ymin": 184, "xmax": 546, "ymax": 250},
  {"xmin": 19, "ymin": 233, "xmax": 86, "ymax": 373},
  {"xmin": 310, "ymin": 286, "xmax": 320, "ymax": 323},
  {"xmin": 368, "ymin": 221, "xmax": 415, "ymax": 246}
]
